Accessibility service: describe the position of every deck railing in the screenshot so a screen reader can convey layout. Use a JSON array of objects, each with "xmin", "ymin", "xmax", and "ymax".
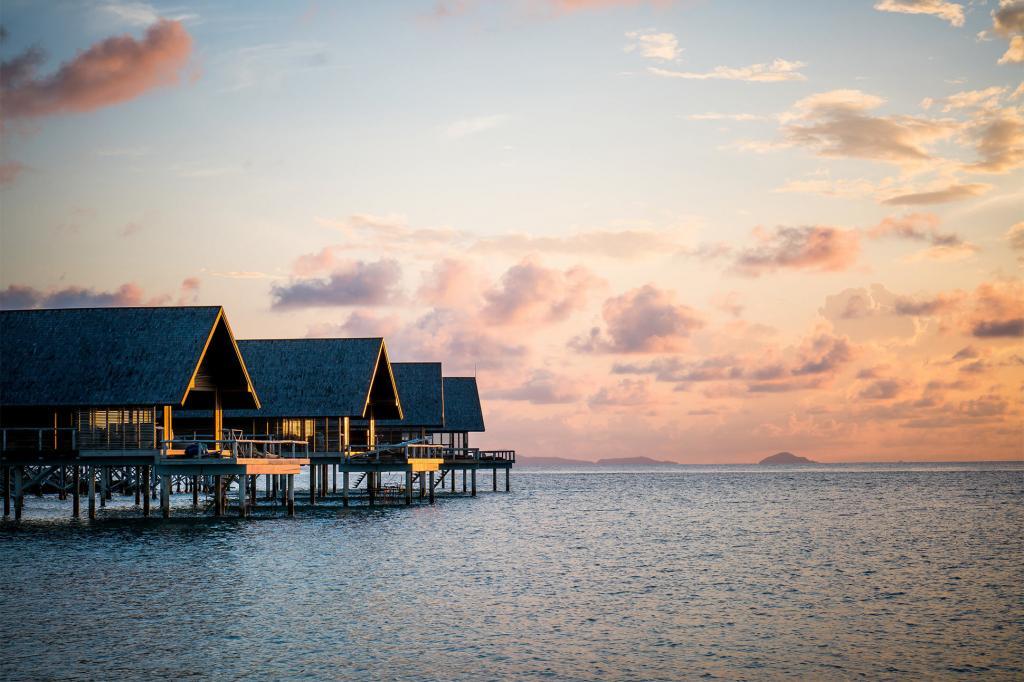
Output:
[
  {"xmin": 1, "ymin": 427, "xmax": 78, "ymax": 453},
  {"xmin": 159, "ymin": 435, "xmax": 309, "ymax": 460},
  {"xmin": 479, "ymin": 450, "xmax": 516, "ymax": 463}
]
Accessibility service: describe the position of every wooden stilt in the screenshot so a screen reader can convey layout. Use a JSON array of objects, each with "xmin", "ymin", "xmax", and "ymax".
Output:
[
  {"xmin": 142, "ymin": 465, "xmax": 150, "ymax": 517},
  {"xmin": 287, "ymin": 474, "xmax": 295, "ymax": 517},
  {"xmin": 72, "ymin": 466, "xmax": 80, "ymax": 518},
  {"xmin": 161, "ymin": 474, "xmax": 170, "ymax": 518},
  {"xmin": 249, "ymin": 475, "xmax": 257, "ymax": 511},
  {"xmin": 462, "ymin": 469, "xmax": 467, "ymax": 493},
  {"xmin": 493, "ymin": 468, "xmax": 498, "ymax": 492},
  {"xmin": 368, "ymin": 471, "xmax": 375, "ymax": 507},
  {"xmin": 14, "ymin": 466, "xmax": 24, "ymax": 520},
  {"xmin": 134, "ymin": 467, "xmax": 141, "ymax": 505},
  {"xmin": 214, "ymin": 475, "xmax": 223, "ymax": 516},
  {"xmin": 271, "ymin": 474, "xmax": 277, "ymax": 501},
  {"xmin": 309, "ymin": 465, "xmax": 316, "ymax": 506},
  {"xmin": 429, "ymin": 471, "xmax": 435, "ymax": 504},
  {"xmin": 192, "ymin": 476, "xmax": 199, "ymax": 508},
  {"xmin": 87, "ymin": 466, "xmax": 96, "ymax": 519},
  {"xmin": 419, "ymin": 471, "xmax": 426, "ymax": 500},
  {"xmin": 505, "ymin": 467, "xmax": 510, "ymax": 492},
  {"xmin": 451, "ymin": 468, "xmax": 456, "ymax": 493},
  {"xmin": 405, "ymin": 470, "xmax": 412, "ymax": 505},
  {"xmin": 471, "ymin": 468, "xmax": 477, "ymax": 497},
  {"xmin": 342, "ymin": 471, "xmax": 349, "ymax": 507},
  {"xmin": 99, "ymin": 467, "xmax": 107, "ymax": 508},
  {"xmin": 333, "ymin": 465, "xmax": 337, "ymax": 493},
  {"xmin": 3, "ymin": 466, "xmax": 10, "ymax": 518},
  {"xmin": 237, "ymin": 476, "xmax": 246, "ymax": 518}
]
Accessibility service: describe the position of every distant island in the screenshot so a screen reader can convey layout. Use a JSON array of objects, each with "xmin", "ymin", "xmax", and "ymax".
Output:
[
  {"xmin": 518, "ymin": 455, "xmax": 676, "ymax": 467},
  {"xmin": 759, "ymin": 452, "xmax": 816, "ymax": 465}
]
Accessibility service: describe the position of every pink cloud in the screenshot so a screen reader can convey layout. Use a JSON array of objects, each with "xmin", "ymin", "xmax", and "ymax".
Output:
[
  {"xmin": 573, "ymin": 284, "xmax": 704, "ymax": 353},
  {"xmin": 733, "ymin": 225, "xmax": 860, "ymax": 276},
  {"xmin": 481, "ymin": 259, "xmax": 601, "ymax": 325},
  {"xmin": 1, "ymin": 19, "xmax": 193, "ymax": 121},
  {"xmin": 489, "ymin": 369, "xmax": 581, "ymax": 404},
  {"xmin": 271, "ymin": 259, "xmax": 402, "ymax": 309},
  {"xmin": 0, "ymin": 281, "xmax": 175, "ymax": 309},
  {"xmin": 416, "ymin": 258, "xmax": 482, "ymax": 308}
]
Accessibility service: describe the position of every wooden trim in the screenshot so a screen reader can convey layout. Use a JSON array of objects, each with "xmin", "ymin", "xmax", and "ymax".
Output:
[
  {"xmin": 178, "ymin": 307, "xmax": 261, "ymax": 409},
  {"xmin": 362, "ymin": 340, "xmax": 403, "ymax": 420}
]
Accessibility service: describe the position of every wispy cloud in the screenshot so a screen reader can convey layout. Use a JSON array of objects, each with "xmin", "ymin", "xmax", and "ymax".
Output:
[
  {"xmin": 624, "ymin": 30, "xmax": 679, "ymax": 61},
  {"xmin": 650, "ymin": 58, "xmax": 806, "ymax": 83},
  {"xmin": 873, "ymin": 0, "xmax": 965, "ymax": 27}
]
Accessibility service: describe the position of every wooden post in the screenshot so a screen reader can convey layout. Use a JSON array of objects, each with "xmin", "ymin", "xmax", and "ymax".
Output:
[
  {"xmin": 249, "ymin": 475, "xmax": 257, "ymax": 510},
  {"xmin": 3, "ymin": 466, "xmax": 10, "ymax": 518},
  {"xmin": 161, "ymin": 474, "xmax": 170, "ymax": 518},
  {"xmin": 429, "ymin": 471, "xmax": 435, "ymax": 505},
  {"xmin": 505, "ymin": 467, "xmax": 510, "ymax": 492},
  {"xmin": 462, "ymin": 469, "xmax": 467, "ymax": 493},
  {"xmin": 87, "ymin": 466, "xmax": 96, "ymax": 519},
  {"xmin": 214, "ymin": 475, "xmax": 223, "ymax": 516},
  {"xmin": 99, "ymin": 467, "xmax": 107, "ymax": 508},
  {"xmin": 237, "ymin": 475, "xmax": 246, "ymax": 518},
  {"xmin": 471, "ymin": 468, "xmax": 477, "ymax": 497},
  {"xmin": 342, "ymin": 471, "xmax": 349, "ymax": 507},
  {"xmin": 72, "ymin": 466, "xmax": 80, "ymax": 518},
  {"xmin": 309, "ymin": 464, "xmax": 316, "ymax": 505},
  {"xmin": 142, "ymin": 465, "xmax": 151, "ymax": 517},
  {"xmin": 14, "ymin": 466, "xmax": 24, "ymax": 521},
  {"xmin": 405, "ymin": 470, "xmax": 412, "ymax": 505},
  {"xmin": 333, "ymin": 464, "xmax": 337, "ymax": 493},
  {"xmin": 419, "ymin": 471, "xmax": 426, "ymax": 500},
  {"xmin": 287, "ymin": 474, "xmax": 295, "ymax": 517},
  {"xmin": 192, "ymin": 476, "xmax": 199, "ymax": 508},
  {"xmin": 368, "ymin": 470, "xmax": 375, "ymax": 507},
  {"xmin": 493, "ymin": 468, "xmax": 498, "ymax": 492},
  {"xmin": 271, "ymin": 474, "xmax": 277, "ymax": 501},
  {"xmin": 451, "ymin": 468, "xmax": 455, "ymax": 493},
  {"xmin": 134, "ymin": 467, "xmax": 141, "ymax": 505}
]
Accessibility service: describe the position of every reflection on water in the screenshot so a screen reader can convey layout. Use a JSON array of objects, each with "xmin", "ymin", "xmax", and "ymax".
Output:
[{"xmin": 1, "ymin": 463, "xmax": 1022, "ymax": 679}]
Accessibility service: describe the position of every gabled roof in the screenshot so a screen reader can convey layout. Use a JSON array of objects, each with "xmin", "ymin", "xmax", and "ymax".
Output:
[
  {"xmin": 0, "ymin": 306, "xmax": 259, "ymax": 408},
  {"xmin": 441, "ymin": 377, "xmax": 485, "ymax": 432},
  {"xmin": 377, "ymin": 362, "xmax": 444, "ymax": 429},
  {"xmin": 227, "ymin": 338, "xmax": 402, "ymax": 419}
]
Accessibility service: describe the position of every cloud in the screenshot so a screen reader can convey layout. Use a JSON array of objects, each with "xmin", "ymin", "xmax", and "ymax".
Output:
[
  {"xmin": 873, "ymin": 0, "xmax": 965, "ymax": 26},
  {"xmin": 858, "ymin": 378, "xmax": 906, "ymax": 400},
  {"xmin": 867, "ymin": 212, "xmax": 977, "ymax": 260},
  {"xmin": 388, "ymin": 308, "xmax": 528, "ymax": 372},
  {"xmin": 968, "ymin": 281, "xmax": 1024, "ymax": 337},
  {"xmin": 880, "ymin": 182, "xmax": 991, "ymax": 205},
  {"xmin": 473, "ymin": 227, "xmax": 686, "ymax": 259},
  {"xmin": 1000, "ymin": 35, "xmax": 1024, "ymax": 64},
  {"xmin": 963, "ymin": 107, "xmax": 1024, "ymax": 173},
  {"xmin": 99, "ymin": 2, "xmax": 199, "ymax": 27},
  {"xmin": 307, "ymin": 310, "xmax": 403, "ymax": 339},
  {"xmin": 489, "ymin": 370, "xmax": 580, "ymax": 404},
  {"xmin": 572, "ymin": 284, "xmax": 704, "ymax": 353},
  {"xmin": 624, "ymin": 30, "xmax": 679, "ymax": 61},
  {"xmin": 0, "ymin": 161, "xmax": 25, "ymax": 185},
  {"xmin": 177, "ymin": 277, "xmax": 200, "ymax": 304},
  {"xmin": 649, "ymin": 58, "xmax": 806, "ymax": 83},
  {"xmin": 1006, "ymin": 221, "xmax": 1024, "ymax": 257},
  {"xmin": 0, "ymin": 281, "xmax": 173, "ymax": 309},
  {"xmin": 953, "ymin": 345, "xmax": 979, "ymax": 360},
  {"xmin": 445, "ymin": 114, "xmax": 509, "ymax": 139},
  {"xmin": 922, "ymin": 86, "xmax": 1007, "ymax": 112},
  {"xmin": 782, "ymin": 90, "xmax": 958, "ymax": 168},
  {"xmin": 0, "ymin": 19, "xmax": 192, "ymax": 121},
  {"xmin": 480, "ymin": 259, "xmax": 600, "ymax": 325},
  {"xmin": 732, "ymin": 225, "xmax": 860, "ymax": 276},
  {"xmin": 416, "ymin": 258, "xmax": 482, "ymax": 308},
  {"xmin": 991, "ymin": 1, "xmax": 1024, "ymax": 64},
  {"xmin": 588, "ymin": 378, "xmax": 652, "ymax": 407},
  {"xmin": 270, "ymin": 259, "xmax": 402, "ymax": 309}
]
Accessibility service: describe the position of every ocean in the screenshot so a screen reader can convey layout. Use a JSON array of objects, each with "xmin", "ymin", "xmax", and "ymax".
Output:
[{"xmin": 1, "ymin": 462, "xmax": 1022, "ymax": 680}]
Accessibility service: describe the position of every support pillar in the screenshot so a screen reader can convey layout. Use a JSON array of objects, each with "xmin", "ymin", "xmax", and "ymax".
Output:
[
  {"xmin": 451, "ymin": 468, "xmax": 456, "ymax": 493},
  {"xmin": 342, "ymin": 471, "xmax": 349, "ymax": 507},
  {"xmin": 287, "ymin": 474, "xmax": 295, "ymax": 517},
  {"xmin": 160, "ymin": 474, "xmax": 170, "ymax": 518},
  {"xmin": 368, "ymin": 471, "xmax": 375, "ymax": 507},
  {"xmin": 462, "ymin": 469, "xmax": 467, "ymax": 493},
  {"xmin": 87, "ymin": 466, "xmax": 96, "ymax": 519},
  {"xmin": 237, "ymin": 476, "xmax": 246, "ymax": 518},
  {"xmin": 333, "ymin": 465, "xmax": 337, "ymax": 493},
  {"xmin": 405, "ymin": 470, "xmax": 412, "ymax": 505},
  {"xmin": 471, "ymin": 468, "xmax": 477, "ymax": 497},
  {"xmin": 419, "ymin": 471, "xmax": 426, "ymax": 500},
  {"xmin": 3, "ymin": 466, "xmax": 10, "ymax": 518},
  {"xmin": 14, "ymin": 466, "xmax": 24, "ymax": 521},
  {"xmin": 192, "ymin": 476, "xmax": 199, "ymax": 508},
  {"xmin": 134, "ymin": 467, "xmax": 141, "ymax": 505},
  {"xmin": 249, "ymin": 475, "xmax": 257, "ymax": 511},
  {"xmin": 505, "ymin": 467, "xmax": 510, "ymax": 492},
  {"xmin": 142, "ymin": 465, "xmax": 150, "ymax": 517},
  {"xmin": 429, "ymin": 471, "xmax": 435, "ymax": 505},
  {"xmin": 493, "ymin": 468, "xmax": 498, "ymax": 492},
  {"xmin": 214, "ymin": 475, "xmax": 223, "ymax": 517},
  {"xmin": 309, "ymin": 465, "xmax": 316, "ymax": 506},
  {"xmin": 72, "ymin": 466, "xmax": 80, "ymax": 518},
  {"xmin": 99, "ymin": 467, "xmax": 107, "ymax": 508}
]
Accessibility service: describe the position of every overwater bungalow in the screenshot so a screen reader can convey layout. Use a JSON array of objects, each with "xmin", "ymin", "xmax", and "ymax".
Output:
[{"xmin": 188, "ymin": 337, "xmax": 403, "ymax": 504}]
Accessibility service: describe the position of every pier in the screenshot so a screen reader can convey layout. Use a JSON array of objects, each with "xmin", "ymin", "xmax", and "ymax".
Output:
[{"xmin": 0, "ymin": 306, "xmax": 515, "ymax": 521}]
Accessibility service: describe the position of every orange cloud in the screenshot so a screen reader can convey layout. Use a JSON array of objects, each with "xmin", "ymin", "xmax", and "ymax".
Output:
[
  {"xmin": 733, "ymin": 225, "xmax": 860, "ymax": 276},
  {"xmin": 481, "ymin": 259, "xmax": 601, "ymax": 325},
  {"xmin": 573, "ymin": 284, "xmax": 704, "ymax": 353},
  {"xmin": 0, "ymin": 19, "xmax": 193, "ymax": 121}
]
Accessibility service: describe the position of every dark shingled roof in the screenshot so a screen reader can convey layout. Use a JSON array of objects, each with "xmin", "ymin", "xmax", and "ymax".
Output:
[
  {"xmin": 377, "ymin": 362, "xmax": 443, "ymax": 429},
  {"xmin": 227, "ymin": 338, "xmax": 399, "ymax": 418},
  {"xmin": 0, "ymin": 306, "xmax": 252, "ymax": 407},
  {"xmin": 441, "ymin": 377, "xmax": 485, "ymax": 432}
]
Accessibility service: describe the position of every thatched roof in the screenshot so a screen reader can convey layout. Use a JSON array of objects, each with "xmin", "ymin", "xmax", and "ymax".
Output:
[
  {"xmin": 377, "ymin": 362, "xmax": 443, "ymax": 429},
  {"xmin": 0, "ymin": 306, "xmax": 258, "ymax": 408},
  {"xmin": 441, "ymin": 377, "xmax": 485, "ymax": 432},
  {"xmin": 226, "ymin": 338, "xmax": 402, "ymax": 419}
]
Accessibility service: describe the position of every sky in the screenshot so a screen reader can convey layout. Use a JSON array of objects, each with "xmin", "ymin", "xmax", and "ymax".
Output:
[{"xmin": 1, "ymin": 0, "xmax": 1022, "ymax": 463}]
